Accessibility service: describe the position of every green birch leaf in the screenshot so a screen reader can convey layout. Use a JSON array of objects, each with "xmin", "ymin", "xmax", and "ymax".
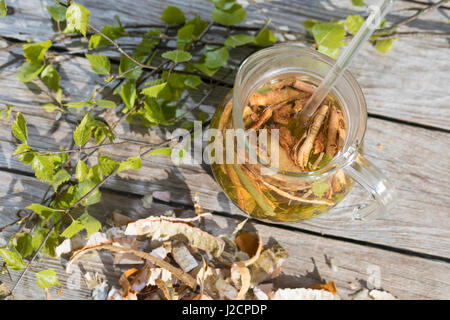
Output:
[
  {"xmin": 374, "ymin": 38, "xmax": 397, "ymax": 54},
  {"xmin": 36, "ymin": 269, "xmax": 60, "ymax": 289},
  {"xmin": 73, "ymin": 179, "xmax": 102, "ymax": 206},
  {"xmin": 89, "ymin": 24, "xmax": 124, "ymax": 48},
  {"xmin": 312, "ymin": 22, "xmax": 346, "ymax": 50},
  {"xmin": 66, "ymin": 3, "xmax": 90, "ymax": 36},
  {"xmin": 43, "ymin": 103, "xmax": 62, "ymax": 113},
  {"xmin": 12, "ymin": 112, "xmax": 28, "ymax": 143},
  {"xmin": 318, "ymin": 45, "xmax": 340, "ymax": 59},
  {"xmin": 27, "ymin": 204, "xmax": 62, "ymax": 222},
  {"xmin": 51, "ymin": 169, "xmax": 71, "ymax": 191},
  {"xmin": 94, "ymin": 99, "xmax": 116, "ymax": 108},
  {"xmin": 118, "ymin": 156, "xmax": 142, "ymax": 172},
  {"xmin": 346, "ymin": 15, "xmax": 365, "ymax": 35},
  {"xmin": 161, "ymin": 50, "xmax": 192, "ymax": 63},
  {"xmin": 119, "ymin": 80, "xmax": 136, "ymax": 110},
  {"xmin": 204, "ymin": 46, "xmax": 229, "ymax": 69},
  {"xmin": 46, "ymin": 4, "xmax": 67, "ymax": 22},
  {"xmin": 40, "ymin": 64, "xmax": 60, "ymax": 91},
  {"xmin": 0, "ymin": 249, "xmax": 26, "ymax": 271},
  {"xmin": 98, "ymin": 155, "xmax": 119, "ymax": 175},
  {"xmin": 65, "ymin": 101, "xmax": 92, "ymax": 109},
  {"xmin": 0, "ymin": 0, "xmax": 7, "ymax": 18},
  {"xmin": 23, "ymin": 40, "xmax": 52, "ymax": 64},
  {"xmin": 0, "ymin": 104, "xmax": 12, "ymax": 118},
  {"xmin": 211, "ymin": 5, "xmax": 246, "ymax": 26},
  {"xmin": 141, "ymin": 82, "xmax": 167, "ymax": 98},
  {"xmin": 32, "ymin": 155, "xmax": 55, "ymax": 181},
  {"xmin": 254, "ymin": 27, "xmax": 276, "ymax": 46},
  {"xmin": 351, "ymin": 0, "xmax": 365, "ymax": 6},
  {"xmin": 16, "ymin": 61, "xmax": 45, "ymax": 82},
  {"xmin": 78, "ymin": 212, "xmax": 101, "ymax": 238},
  {"xmin": 224, "ymin": 34, "xmax": 255, "ymax": 47},
  {"xmin": 11, "ymin": 233, "xmax": 33, "ymax": 258},
  {"xmin": 60, "ymin": 220, "xmax": 84, "ymax": 238},
  {"xmin": 145, "ymin": 147, "xmax": 172, "ymax": 157},
  {"xmin": 161, "ymin": 6, "xmax": 185, "ymax": 25},
  {"xmin": 302, "ymin": 19, "xmax": 319, "ymax": 34},
  {"xmin": 75, "ymin": 160, "xmax": 88, "ymax": 183},
  {"xmin": 186, "ymin": 16, "xmax": 209, "ymax": 37},
  {"xmin": 13, "ymin": 144, "xmax": 35, "ymax": 165},
  {"xmin": 73, "ymin": 113, "xmax": 95, "ymax": 146},
  {"xmin": 85, "ymin": 54, "xmax": 110, "ymax": 75}
]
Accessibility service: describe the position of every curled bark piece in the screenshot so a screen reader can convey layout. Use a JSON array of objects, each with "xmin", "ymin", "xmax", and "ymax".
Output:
[
  {"xmin": 249, "ymin": 87, "xmax": 299, "ymax": 107},
  {"xmin": 231, "ymin": 263, "xmax": 251, "ymax": 300},
  {"xmin": 293, "ymin": 80, "xmax": 315, "ymax": 93},
  {"xmin": 313, "ymin": 131, "xmax": 325, "ymax": 155},
  {"xmin": 326, "ymin": 105, "xmax": 339, "ymax": 156},
  {"xmin": 278, "ymin": 126, "xmax": 294, "ymax": 152},
  {"xmin": 250, "ymin": 107, "xmax": 273, "ymax": 130},
  {"xmin": 261, "ymin": 180, "xmax": 334, "ymax": 206},
  {"xmin": 68, "ymin": 244, "xmax": 197, "ymax": 289},
  {"xmin": 292, "ymin": 104, "xmax": 329, "ymax": 169},
  {"xmin": 273, "ymin": 103, "xmax": 293, "ymax": 125}
]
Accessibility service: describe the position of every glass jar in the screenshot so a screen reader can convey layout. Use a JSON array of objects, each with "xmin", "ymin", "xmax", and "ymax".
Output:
[{"xmin": 208, "ymin": 44, "xmax": 395, "ymax": 223}]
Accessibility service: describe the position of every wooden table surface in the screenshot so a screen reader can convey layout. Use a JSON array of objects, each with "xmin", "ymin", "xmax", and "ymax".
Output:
[{"xmin": 0, "ymin": 0, "xmax": 449, "ymax": 300}]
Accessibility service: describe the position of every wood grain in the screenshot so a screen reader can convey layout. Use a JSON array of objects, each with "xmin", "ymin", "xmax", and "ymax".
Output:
[{"xmin": 0, "ymin": 171, "xmax": 448, "ymax": 300}]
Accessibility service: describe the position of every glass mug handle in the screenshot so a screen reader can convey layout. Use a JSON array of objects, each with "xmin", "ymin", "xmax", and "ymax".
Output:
[{"xmin": 342, "ymin": 153, "xmax": 396, "ymax": 221}]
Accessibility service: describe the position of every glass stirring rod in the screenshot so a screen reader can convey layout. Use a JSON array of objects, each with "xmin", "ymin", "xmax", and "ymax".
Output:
[{"xmin": 294, "ymin": 0, "xmax": 397, "ymax": 127}]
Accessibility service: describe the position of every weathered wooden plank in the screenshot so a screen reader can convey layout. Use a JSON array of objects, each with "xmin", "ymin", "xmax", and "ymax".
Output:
[
  {"xmin": 0, "ymin": 98, "xmax": 449, "ymax": 259},
  {"xmin": 0, "ymin": 171, "xmax": 448, "ymax": 300},
  {"xmin": 0, "ymin": 0, "xmax": 449, "ymax": 129}
]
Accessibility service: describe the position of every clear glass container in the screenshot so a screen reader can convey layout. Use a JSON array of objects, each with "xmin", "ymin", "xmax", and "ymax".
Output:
[{"xmin": 209, "ymin": 44, "xmax": 395, "ymax": 223}]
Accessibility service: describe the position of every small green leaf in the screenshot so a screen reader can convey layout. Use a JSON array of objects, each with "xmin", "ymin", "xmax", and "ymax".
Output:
[
  {"xmin": 61, "ymin": 220, "xmax": 84, "ymax": 238},
  {"xmin": 89, "ymin": 24, "xmax": 124, "ymax": 48},
  {"xmin": 211, "ymin": 5, "xmax": 246, "ymax": 26},
  {"xmin": 0, "ymin": 0, "xmax": 7, "ymax": 18},
  {"xmin": 32, "ymin": 155, "xmax": 55, "ymax": 182},
  {"xmin": 65, "ymin": 101, "xmax": 92, "ymax": 109},
  {"xmin": 11, "ymin": 233, "xmax": 33, "ymax": 258},
  {"xmin": 186, "ymin": 16, "xmax": 209, "ymax": 37},
  {"xmin": 23, "ymin": 40, "xmax": 52, "ymax": 64},
  {"xmin": 0, "ymin": 249, "xmax": 26, "ymax": 271},
  {"xmin": 346, "ymin": 15, "xmax": 365, "ymax": 35},
  {"xmin": 40, "ymin": 64, "xmax": 60, "ymax": 91},
  {"xmin": 75, "ymin": 160, "xmax": 88, "ymax": 183},
  {"xmin": 43, "ymin": 103, "xmax": 62, "ymax": 113},
  {"xmin": 254, "ymin": 27, "xmax": 277, "ymax": 46},
  {"xmin": 73, "ymin": 179, "xmax": 102, "ymax": 206},
  {"xmin": 145, "ymin": 147, "xmax": 172, "ymax": 157},
  {"xmin": 78, "ymin": 212, "xmax": 101, "ymax": 237},
  {"xmin": 27, "ymin": 204, "xmax": 62, "ymax": 222},
  {"xmin": 161, "ymin": 6, "xmax": 185, "ymax": 25},
  {"xmin": 351, "ymin": 0, "xmax": 365, "ymax": 7},
  {"xmin": 119, "ymin": 80, "xmax": 136, "ymax": 111},
  {"xmin": 312, "ymin": 180, "xmax": 330, "ymax": 197},
  {"xmin": 12, "ymin": 112, "xmax": 28, "ymax": 143},
  {"xmin": 94, "ymin": 99, "xmax": 116, "ymax": 108},
  {"xmin": 46, "ymin": 4, "xmax": 67, "ymax": 22},
  {"xmin": 118, "ymin": 156, "xmax": 142, "ymax": 172},
  {"xmin": 302, "ymin": 19, "xmax": 319, "ymax": 34},
  {"xmin": 141, "ymin": 82, "xmax": 167, "ymax": 98},
  {"xmin": 66, "ymin": 3, "xmax": 90, "ymax": 36},
  {"xmin": 119, "ymin": 56, "xmax": 142, "ymax": 80},
  {"xmin": 162, "ymin": 50, "xmax": 192, "ymax": 63},
  {"xmin": 51, "ymin": 168, "xmax": 71, "ymax": 191},
  {"xmin": 31, "ymin": 228, "xmax": 59, "ymax": 257},
  {"xmin": 85, "ymin": 54, "xmax": 110, "ymax": 75},
  {"xmin": 374, "ymin": 38, "xmax": 397, "ymax": 54},
  {"xmin": 312, "ymin": 22, "xmax": 346, "ymax": 50},
  {"xmin": 36, "ymin": 269, "xmax": 60, "ymax": 289},
  {"xmin": 224, "ymin": 34, "xmax": 255, "ymax": 47},
  {"xmin": 204, "ymin": 46, "xmax": 229, "ymax": 69},
  {"xmin": 16, "ymin": 61, "xmax": 45, "ymax": 82},
  {"xmin": 98, "ymin": 155, "xmax": 119, "ymax": 175},
  {"xmin": 13, "ymin": 144, "xmax": 35, "ymax": 165},
  {"xmin": 73, "ymin": 113, "xmax": 95, "ymax": 146},
  {"xmin": 318, "ymin": 45, "xmax": 340, "ymax": 59}
]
